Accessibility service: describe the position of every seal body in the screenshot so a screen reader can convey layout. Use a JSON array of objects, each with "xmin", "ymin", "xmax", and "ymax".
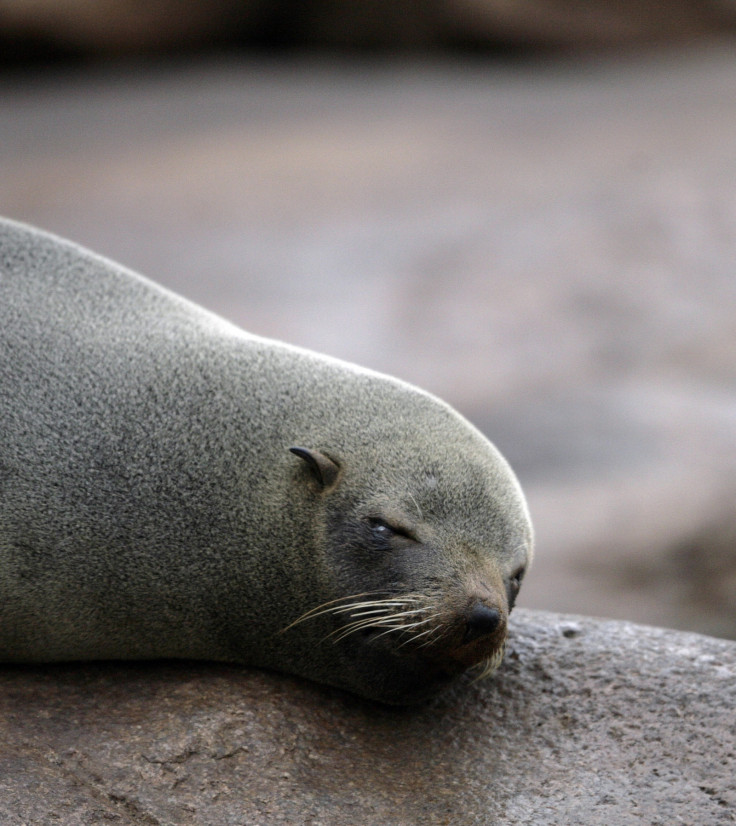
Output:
[{"xmin": 0, "ymin": 218, "xmax": 533, "ymax": 704}]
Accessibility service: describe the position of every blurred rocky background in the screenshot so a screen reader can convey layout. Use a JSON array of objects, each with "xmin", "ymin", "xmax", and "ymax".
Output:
[
  {"xmin": 2, "ymin": 0, "xmax": 736, "ymax": 57},
  {"xmin": 1, "ymin": 0, "xmax": 735, "ymax": 641}
]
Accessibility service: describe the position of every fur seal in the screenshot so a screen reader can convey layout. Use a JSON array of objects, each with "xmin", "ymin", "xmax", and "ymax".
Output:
[{"xmin": 0, "ymin": 217, "xmax": 533, "ymax": 704}]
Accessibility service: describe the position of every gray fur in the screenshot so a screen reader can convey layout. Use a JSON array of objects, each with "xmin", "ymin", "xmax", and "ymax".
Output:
[{"xmin": 0, "ymin": 217, "xmax": 532, "ymax": 704}]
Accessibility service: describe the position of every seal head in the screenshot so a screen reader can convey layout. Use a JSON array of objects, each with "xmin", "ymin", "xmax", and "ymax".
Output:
[{"xmin": 279, "ymin": 392, "xmax": 532, "ymax": 704}]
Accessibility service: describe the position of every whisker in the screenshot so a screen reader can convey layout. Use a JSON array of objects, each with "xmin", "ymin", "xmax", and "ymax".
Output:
[
  {"xmin": 370, "ymin": 615, "xmax": 435, "ymax": 632},
  {"xmin": 279, "ymin": 591, "xmax": 395, "ymax": 632},
  {"xmin": 350, "ymin": 608, "xmax": 426, "ymax": 619},
  {"xmin": 470, "ymin": 644, "xmax": 506, "ymax": 682},
  {"xmin": 407, "ymin": 492, "xmax": 423, "ymax": 521},
  {"xmin": 281, "ymin": 590, "xmax": 432, "ymax": 633},
  {"xmin": 332, "ymin": 599, "xmax": 423, "ymax": 615},
  {"xmin": 339, "ymin": 608, "xmax": 404, "ymax": 620},
  {"xmin": 330, "ymin": 610, "xmax": 439, "ymax": 644},
  {"xmin": 398, "ymin": 618, "xmax": 446, "ymax": 648},
  {"xmin": 329, "ymin": 613, "xmax": 418, "ymax": 636},
  {"xmin": 345, "ymin": 606, "xmax": 427, "ymax": 618},
  {"xmin": 376, "ymin": 617, "xmax": 436, "ymax": 636},
  {"xmin": 329, "ymin": 618, "xmax": 400, "ymax": 643},
  {"xmin": 357, "ymin": 619, "xmax": 431, "ymax": 643},
  {"xmin": 414, "ymin": 620, "xmax": 450, "ymax": 649},
  {"xmin": 283, "ymin": 588, "xmax": 452, "ymax": 652}
]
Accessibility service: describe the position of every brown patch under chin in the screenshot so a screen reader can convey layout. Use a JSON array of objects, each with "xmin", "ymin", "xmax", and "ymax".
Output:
[{"xmin": 418, "ymin": 622, "xmax": 507, "ymax": 670}]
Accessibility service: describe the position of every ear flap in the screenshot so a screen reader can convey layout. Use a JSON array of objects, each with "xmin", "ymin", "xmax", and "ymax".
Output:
[{"xmin": 289, "ymin": 447, "xmax": 340, "ymax": 489}]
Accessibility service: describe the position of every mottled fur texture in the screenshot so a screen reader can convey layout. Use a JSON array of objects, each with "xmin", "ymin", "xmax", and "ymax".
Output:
[{"xmin": 0, "ymin": 218, "xmax": 532, "ymax": 704}]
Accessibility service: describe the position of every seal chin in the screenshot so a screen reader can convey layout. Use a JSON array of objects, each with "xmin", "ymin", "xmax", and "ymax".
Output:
[
  {"xmin": 340, "ymin": 633, "xmax": 507, "ymax": 705},
  {"xmin": 359, "ymin": 617, "xmax": 508, "ymax": 679},
  {"xmin": 419, "ymin": 635, "xmax": 507, "ymax": 678}
]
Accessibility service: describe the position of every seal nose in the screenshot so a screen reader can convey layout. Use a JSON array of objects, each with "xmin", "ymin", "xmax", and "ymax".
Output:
[{"xmin": 463, "ymin": 602, "xmax": 502, "ymax": 644}]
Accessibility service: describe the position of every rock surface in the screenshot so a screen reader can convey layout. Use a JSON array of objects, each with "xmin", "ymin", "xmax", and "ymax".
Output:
[{"xmin": 1, "ymin": 610, "xmax": 734, "ymax": 825}]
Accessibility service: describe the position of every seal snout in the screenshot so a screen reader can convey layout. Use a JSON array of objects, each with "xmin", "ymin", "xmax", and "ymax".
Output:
[
  {"xmin": 432, "ymin": 593, "xmax": 508, "ymax": 671},
  {"xmin": 463, "ymin": 602, "xmax": 502, "ymax": 645}
]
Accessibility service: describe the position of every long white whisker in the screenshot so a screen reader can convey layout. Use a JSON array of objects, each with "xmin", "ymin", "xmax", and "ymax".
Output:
[
  {"xmin": 370, "ymin": 616, "xmax": 434, "ymax": 632},
  {"xmin": 346, "ymin": 606, "xmax": 427, "ymax": 618},
  {"xmin": 329, "ymin": 619, "xmax": 400, "ymax": 642},
  {"xmin": 334, "ymin": 604, "xmax": 425, "ymax": 625},
  {"xmin": 367, "ymin": 614, "xmax": 438, "ymax": 641},
  {"xmin": 340, "ymin": 608, "xmax": 401, "ymax": 619},
  {"xmin": 280, "ymin": 591, "xmax": 399, "ymax": 631},
  {"xmin": 329, "ymin": 610, "xmax": 435, "ymax": 641},
  {"xmin": 470, "ymin": 645, "xmax": 506, "ymax": 682},
  {"xmin": 332, "ymin": 611, "xmax": 440, "ymax": 643},
  {"xmin": 333, "ymin": 599, "xmax": 422, "ymax": 614},
  {"xmin": 283, "ymin": 589, "xmax": 454, "ymax": 653},
  {"xmin": 398, "ymin": 623, "xmax": 444, "ymax": 647},
  {"xmin": 414, "ymin": 619, "xmax": 449, "ymax": 649},
  {"xmin": 407, "ymin": 492, "xmax": 423, "ymax": 521}
]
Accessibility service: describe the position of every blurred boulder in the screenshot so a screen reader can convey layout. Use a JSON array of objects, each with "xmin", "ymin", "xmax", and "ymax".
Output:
[
  {"xmin": 613, "ymin": 517, "xmax": 736, "ymax": 640},
  {"xmin": 2, "ymin": 0, "xmax": 736, "ymax": 57},
  {"xmin": 0, "ymin": 0, "xmax": 259, "ymax": 56},
  {"xmin": 672, "ymin": 520, "xmax": 736, "ymax": 636},
  {"xmin": 442, "ymin": 0, "xmax": 736, "ymax": 49},
  {"xmin": 269, "ymin": 0, "xmax": 736, "ymax": 50}
]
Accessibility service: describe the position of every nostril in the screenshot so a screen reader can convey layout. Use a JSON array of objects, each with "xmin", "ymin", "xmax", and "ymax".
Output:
[{"xmin": 464, "ymin": 602, "xmax": 501, "ymax": 644}]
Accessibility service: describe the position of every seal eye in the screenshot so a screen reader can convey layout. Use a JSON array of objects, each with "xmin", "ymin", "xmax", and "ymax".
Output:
[
  {"xmin": 368, "ymin": 518, "xmax": 416, "ymax": 546},
  {"xmin": 511, "ymin": 567, "xmax": 526, "ymax": 588},
  {"xmin": 372, "ymin": 522, "xmax": 393, "ymax": 540},
  {"xmin": 506, "ymin": 567, "xmax": 526, "ymax": 612}
]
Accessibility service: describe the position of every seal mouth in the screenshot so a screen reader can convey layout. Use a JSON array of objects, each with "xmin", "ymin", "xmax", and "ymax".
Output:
[
  {"xmin": 417, "ymin": 627, "xmax": 507, "ymax": 675},
  {"xmin": 281, "ymin": 590, "xmax": 508, "ymax": 679}
]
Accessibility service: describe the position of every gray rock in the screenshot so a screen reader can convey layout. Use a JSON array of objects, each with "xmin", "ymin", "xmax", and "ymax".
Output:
[{"xmin": 1, "ymin": 610, "xmax": 734, "ymax": 824}]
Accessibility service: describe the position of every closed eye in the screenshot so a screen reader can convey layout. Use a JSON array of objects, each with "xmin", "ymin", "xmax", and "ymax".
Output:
[
  {"xmin": 368, "ymin": 518, "xmax": 417, "ymax": 543},
  {"xmin": 506, "ymin": 567, "xmax": 526, "ymax": 612}
]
